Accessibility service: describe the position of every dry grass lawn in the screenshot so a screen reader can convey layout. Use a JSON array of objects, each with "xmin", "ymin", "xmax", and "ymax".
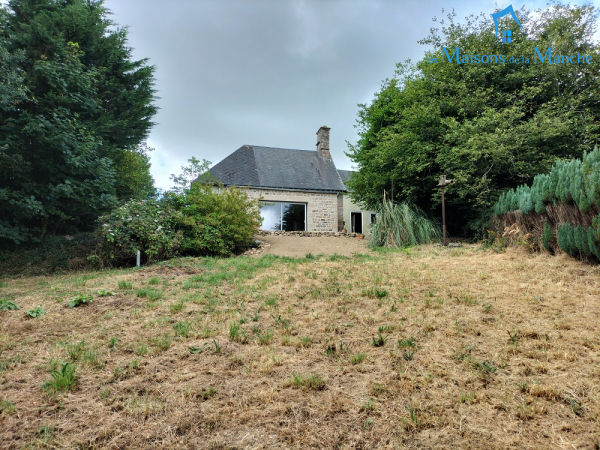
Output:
[{"xmin": 0, "ymin": 244, "xmax": 599, "ymax": 449}]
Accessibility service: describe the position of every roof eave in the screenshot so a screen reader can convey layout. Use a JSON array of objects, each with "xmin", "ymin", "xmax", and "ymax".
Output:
[{"xmin": 221, "ymin": 184, "xmax": 348, "ymax": 194}]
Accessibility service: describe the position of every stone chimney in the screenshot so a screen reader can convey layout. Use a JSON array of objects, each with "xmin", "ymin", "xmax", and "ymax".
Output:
[{"xmin": 316, "ymin": 126, "xmax": 331, "ymax": 159}]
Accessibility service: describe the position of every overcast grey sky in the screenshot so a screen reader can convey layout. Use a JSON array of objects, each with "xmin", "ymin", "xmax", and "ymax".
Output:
[{"xmin": 101, "ymin": 0, "xmax": 599, "ymax": 190}]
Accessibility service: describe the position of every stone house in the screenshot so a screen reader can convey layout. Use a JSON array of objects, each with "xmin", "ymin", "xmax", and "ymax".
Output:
[{"xmin": 208, "ymin": 126, "xmax": 375, "ymax": 235}]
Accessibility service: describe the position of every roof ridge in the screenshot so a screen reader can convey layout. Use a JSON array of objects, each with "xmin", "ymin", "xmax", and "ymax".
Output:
[{"xmin": 247, "ymin": 145, "xmax": 315, "ymax": 153}]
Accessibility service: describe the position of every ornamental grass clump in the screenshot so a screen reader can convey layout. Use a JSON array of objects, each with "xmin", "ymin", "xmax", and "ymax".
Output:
[{"xmin": 370, "ymin": 200, "xmax": 441, "ymax": 248}]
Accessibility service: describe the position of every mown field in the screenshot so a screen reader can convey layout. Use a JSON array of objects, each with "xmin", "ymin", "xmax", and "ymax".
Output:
[{"xmin": 0, "ymin": 245, "xmax": 598, "ymax": 449}]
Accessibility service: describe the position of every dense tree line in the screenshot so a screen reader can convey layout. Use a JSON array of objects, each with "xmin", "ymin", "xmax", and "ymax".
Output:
[
  {"xmin": 346, "ymin": 4, "xmax": 600, "ymax": 235},
  {"xmin": 0, "ymin": 0, "xmax": 157, "ymax": 245}
]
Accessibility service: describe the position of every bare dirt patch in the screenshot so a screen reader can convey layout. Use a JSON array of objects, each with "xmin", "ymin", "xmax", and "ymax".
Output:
[
  {"xmin": 0, "ymin": 246, "xmax": 599, "ymax": 449},
  {"xmin": 253, "ymin": 234, "xmax": 370, "ymax": 257}
]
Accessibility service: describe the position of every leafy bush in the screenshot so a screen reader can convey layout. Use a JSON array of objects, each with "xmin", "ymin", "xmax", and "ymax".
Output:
[
  {"xmin": 0, "ymin": 298, "xmax": 20, "ymax": 311},
  {"xmin": 94, "ymin": 158, "xmax": 262, "ymax": 265},
  {"xmin": 370, "ymin": 200, "xmax": 441, "ymax": 248},
  {"xmin": 172, "ymin": 182, "xmax": 262, "ymax": 256},
  {"xmin": 95, "ymin": 198, "xmax": 183, "ymax": 265}
]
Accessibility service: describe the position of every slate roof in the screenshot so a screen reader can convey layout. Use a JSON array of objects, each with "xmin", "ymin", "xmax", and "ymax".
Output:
[
  {"xmin": 337, "ymin": 169, "xmax": 354, "ymax": 187},
  {"xmin": 208, "ymin": 145, "xmax": 347, "ymax": 192}
]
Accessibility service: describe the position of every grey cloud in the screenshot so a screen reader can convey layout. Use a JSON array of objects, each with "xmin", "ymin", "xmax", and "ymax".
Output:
[{"xmin": 102, "ymin": 0, "xmax": 508, "ymax": 188}]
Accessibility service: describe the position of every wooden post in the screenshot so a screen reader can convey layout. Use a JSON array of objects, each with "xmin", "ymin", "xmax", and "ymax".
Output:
[
  {"xmin": 436, "ymin": 175, "xmax": 452, "ymax": 247},
  {"xmin": 441, "ymin": 186, "xmax": 447, "ymax": 246}
]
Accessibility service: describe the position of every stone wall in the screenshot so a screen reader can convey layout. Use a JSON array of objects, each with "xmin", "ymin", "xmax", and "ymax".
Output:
[
  {"xmin": 244, "ymin": 188, "xmax": 339, "ymax": 232},
  {"xmin": 257, "ymin": 230, "xmax": 364, "ymax": 238}
]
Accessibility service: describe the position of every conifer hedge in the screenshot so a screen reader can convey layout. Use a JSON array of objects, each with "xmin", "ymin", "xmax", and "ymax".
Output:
[
  {"xmin": 491, "ymin": 146, "xmax": 600, "ymax": 261},
  {"xmin": 494, "ymin": 146, "xmax": 600, "ymax": 216}
]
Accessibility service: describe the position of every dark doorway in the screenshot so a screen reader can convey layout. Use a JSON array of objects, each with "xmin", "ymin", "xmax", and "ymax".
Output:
[{"xmin": 351, "ymin": 212, "xmax": 363, "ymax": 234}]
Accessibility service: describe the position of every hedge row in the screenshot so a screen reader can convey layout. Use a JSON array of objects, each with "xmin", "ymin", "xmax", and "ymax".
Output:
[
  {"xmin": 491, "ymin": 146, "xmax": 600, "ymax": 261},
  {"xmin": 546, "ymin": 220, "xmax": 600, "ymax": 260},
  {"xmin": 493, "ymin": 146, "xmax": 600, "ymax": 216}
]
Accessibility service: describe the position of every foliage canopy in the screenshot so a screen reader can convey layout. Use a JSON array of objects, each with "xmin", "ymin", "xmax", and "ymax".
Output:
[
  {"xmin": 0, "ymin": 0, "xmax": 157, "ymax": 245},
  {"xmin": 346, "ymin": 3, "xmax": 600, "ymax": 235}
]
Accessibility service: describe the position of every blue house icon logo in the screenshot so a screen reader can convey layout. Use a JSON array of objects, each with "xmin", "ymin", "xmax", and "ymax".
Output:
[{"xmin": 491, "ymin": 5, "xmax": 523, "ymax": 43}]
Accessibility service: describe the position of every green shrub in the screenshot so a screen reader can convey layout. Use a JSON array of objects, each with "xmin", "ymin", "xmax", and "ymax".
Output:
[
  {"xmin": 593, "ymin": 214, "xmax": 600, "ymax": 241},
  {"xmin": 492, "ymin": 147, "xmax": 600, "ymax": 262},
  {"xmin": 560, "ymin": 224, "xmax": 600, "ymax": 260},
  {"xmin": 566, "ymin": 224, "xmax": 577, "ymax": 256},
  {"xmin": 95, "ymin": 171, "xmax": 262, "ymax": 265},
  {"xmin": 574, "ymin": 226, "xmax": 590, "ymax": 256},
  {"xmin": 587, "ymin": 227, "xmax": 600, "ymax": 260},
  {"xmin": 95, "ymin": 198, "xmax": 183, "ymax": 266},
  {"xmin": 541, "ymin": 221, "xmax": 555, "ymax": 252},
  {"xmin": 370, "ymin": 200, "xmax": 441, "ymax": 248},
  {"xmin": 173, "ymin": 182, "xmax": 262, "ymax": 256},
  {"xmin": 557, "ymin": 224, "xmax": 569, "ymax": 255}
]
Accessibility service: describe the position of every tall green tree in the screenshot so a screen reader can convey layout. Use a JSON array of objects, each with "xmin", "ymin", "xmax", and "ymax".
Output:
[
  {"xmin": 0, "ymin": 0, "xmax": 157, "ymax": 244},
  {"xmin": 115, "ymin": 141, "xmax": 156, "ymax": 201},
  {"xmin": 347, "ymin": 4, "xmax": 600, "ymax": 235}
]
